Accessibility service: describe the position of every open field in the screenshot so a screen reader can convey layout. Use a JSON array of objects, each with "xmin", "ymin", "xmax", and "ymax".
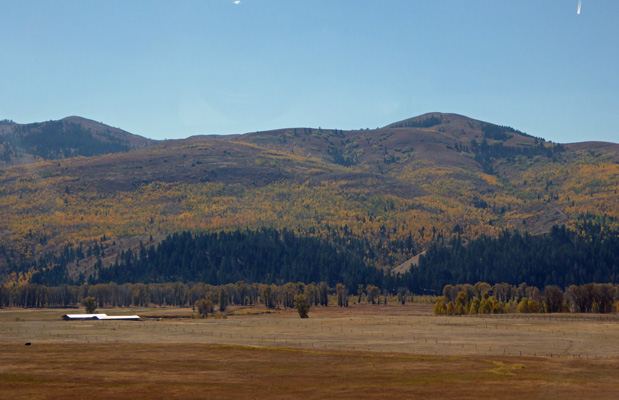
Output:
[{"xmin": 1, "ymin": 305, "xmax": 619, "ymax": 399}]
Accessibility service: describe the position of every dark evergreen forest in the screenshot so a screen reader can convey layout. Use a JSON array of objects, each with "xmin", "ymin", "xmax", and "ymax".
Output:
[
  {"xmin": 404, "ymin": 222, "xmax": 619, "ymax": 293},
  {"xmin": 94, "ymin": 228, "xmax": 384, "ymax": 288},
  {"xmin": 28, "ymin": 223, "xmax": 619, "ymax": 295}
]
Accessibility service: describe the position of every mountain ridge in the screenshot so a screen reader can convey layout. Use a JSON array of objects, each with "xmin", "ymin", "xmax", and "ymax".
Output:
[{"xmin": 0, "ymin": 112, "xmax": 617, "ymax": 286}]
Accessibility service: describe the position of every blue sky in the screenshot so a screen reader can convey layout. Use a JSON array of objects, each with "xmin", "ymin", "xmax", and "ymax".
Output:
[{"xmin": 1, "ymin": 1, "xmax": 617, "ymax": 143}]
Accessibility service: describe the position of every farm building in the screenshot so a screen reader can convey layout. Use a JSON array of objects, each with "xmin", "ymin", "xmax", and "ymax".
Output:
[
  {"xmin": 97, "ymin": 315, "xmax": 140, "ymax": 321},
  {"xmin": 62, "ymin": 313, "xmax": 140, "ymax": 321},
  {"xmin": 62, "ymin": 314, "xmax": 107, "ymax": 320}
]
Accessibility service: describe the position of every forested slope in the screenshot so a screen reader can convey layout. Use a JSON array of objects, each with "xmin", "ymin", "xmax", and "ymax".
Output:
[
  {"xmin": 1, "ymin": 113, "xmax": 618, "ymax": 287},
  {"xmin": 27, "ymin": 222, "xmax": 619, "ymax": 296},
  {"xmin": 30, "ymin": 228, "xmax": 383, "ymax": 288},
  {"xmin": 405, "ymin": 221, "xmax": 619, "ymax": 293}
]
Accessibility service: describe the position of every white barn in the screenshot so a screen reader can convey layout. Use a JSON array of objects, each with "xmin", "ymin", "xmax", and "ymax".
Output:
[
  {"xmin": 62, "ymin": 313, "xmax": 140, "ymax": 321},
  {"xmin": 62, "ymin": 314, "xmax": 107, "ymax": 320},
  {"xmin": 97, "ymin": 315, "xmax": 140, "ymax": 321}
]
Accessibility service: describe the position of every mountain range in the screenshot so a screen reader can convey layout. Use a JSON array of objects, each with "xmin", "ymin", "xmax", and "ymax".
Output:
[{"xmin": 1, "ymin": 113, "xmax": 617, "ymax": 285}]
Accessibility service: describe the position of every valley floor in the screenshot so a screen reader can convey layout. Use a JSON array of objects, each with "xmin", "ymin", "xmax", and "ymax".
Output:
[{"xmin": 1, "ymin": 305, "xmax": 618, "ymax": 399}]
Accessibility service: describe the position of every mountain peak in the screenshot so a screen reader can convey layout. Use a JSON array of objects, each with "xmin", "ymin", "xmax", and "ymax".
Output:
[
  {"xmin": 385, "ymin": 112, "xmax": 488, "ymax": 130},
  {"xmin": 0, "ymin": 116, "xmax": 155, "ymax": 165}
]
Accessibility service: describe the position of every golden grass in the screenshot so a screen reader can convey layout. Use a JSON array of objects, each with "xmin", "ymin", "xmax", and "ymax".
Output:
[
  {"xmin": 1, "ymin": 305, "xmax": 618, "ymax": 399},
  {"xmin": 1, "ymin": 343, "xmax": 618, "ymax": 399}
]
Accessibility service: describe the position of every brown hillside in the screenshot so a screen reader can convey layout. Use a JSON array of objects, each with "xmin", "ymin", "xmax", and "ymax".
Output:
[{"xmin": 0, "ymin": 113, "xmax": 617, "ymax": 283}]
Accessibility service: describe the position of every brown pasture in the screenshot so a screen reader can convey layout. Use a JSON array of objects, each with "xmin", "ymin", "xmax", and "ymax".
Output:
[{"xmin": 1, "ymin": 305, "xmax": 618, "ymax": 399}]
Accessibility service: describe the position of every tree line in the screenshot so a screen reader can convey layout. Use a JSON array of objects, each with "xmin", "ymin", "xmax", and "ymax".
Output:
[
  {"xmin": 433, "ymin": 282, "xmax": 619, "ymax": 315},
  {"xmin": 0, "ymin": 281, "xmax": 414, "ymax": 310},
  {"xmin": 5, "ymin": 278, "xmax": 616, "ymax": 316}
]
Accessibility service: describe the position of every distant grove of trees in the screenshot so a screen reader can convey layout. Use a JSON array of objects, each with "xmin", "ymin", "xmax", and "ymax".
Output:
[
  {"xmin": 2, "ymin": 279, "xmax": 617, "ymax": 315},
  {"xmin": 403, "ymin": 222, "xmax": 619, "ymax": 293},
  {"xmin": 390, "ymin": 115, "xmax": 442, "ymax": 129},
  {"xmin": 434, "ymin": 282, "xmax": 619, "ymax": 315},
  {"xmin": 471, "ymin": 138, "xmax": 564, "ymax": 174},
  {"xmin": 0, "ymin": 281, "xmax": 405, "ymax": 310},
  {"xmin": 327, "ymin": 145, "xmax": 358, "ymax": 166},
  {"xmin": 479, "ymin": 122, "xmax": 536, "ymax": 141}
]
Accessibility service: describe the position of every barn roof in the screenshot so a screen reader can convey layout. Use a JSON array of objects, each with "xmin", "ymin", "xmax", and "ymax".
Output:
[
  {"xmin": 97, "ymin": 315, "xmax": 140, "ymax": 320},
  {"xmin": 62, "ymin": 313, "xmax": 140, "ymax": 321},
  {"xmin": 62, "ymin": 314, "xmax": 107, "ymax": 320}
]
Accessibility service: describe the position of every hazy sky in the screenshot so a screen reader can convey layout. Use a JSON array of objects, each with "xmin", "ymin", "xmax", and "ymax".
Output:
[{"xmin": 1, "ymin": 1, "xmax": 617, "ymax": 143}]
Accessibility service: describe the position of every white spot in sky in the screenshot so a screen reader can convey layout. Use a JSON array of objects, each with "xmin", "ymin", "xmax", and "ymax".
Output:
[
  {"xmin": 234, "ymin": 1, "xmax": 241, "ymax": 4},
  {"xmin": 577, "ymin": 0, "xmax": 581, "ymax": 14}
]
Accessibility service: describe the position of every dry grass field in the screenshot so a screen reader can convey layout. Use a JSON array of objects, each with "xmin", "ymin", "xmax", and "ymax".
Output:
[{"xmin": 1, "ymin": 305, "xmax": 618, "ymax": 399}]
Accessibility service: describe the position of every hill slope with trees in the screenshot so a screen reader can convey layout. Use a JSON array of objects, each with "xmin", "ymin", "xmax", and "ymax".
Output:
[
  {"xmin": 30, "ymin": 228, "xmax": 383, "ymax": 288},
  {"xmin": 0, "ymin": 112, "xmax": 618, "ymax": 287},
  {"xmin": 405, "ymin": 220, "xmax": 619, "ymax": 293}
]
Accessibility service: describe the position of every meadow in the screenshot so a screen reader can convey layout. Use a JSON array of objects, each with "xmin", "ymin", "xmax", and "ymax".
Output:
[{"xmin": 1, "ymin": 305, "xmax": 618, "ymax": 399}]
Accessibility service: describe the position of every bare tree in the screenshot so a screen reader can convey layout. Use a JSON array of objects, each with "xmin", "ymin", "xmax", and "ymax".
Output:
[
  {"xmin": 543, "ymin": 286, "xmax": 564, "ymax": 313},
  {"xmin": 336, "ymin": 284, "xmax": 348, "ymax": 307}
]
